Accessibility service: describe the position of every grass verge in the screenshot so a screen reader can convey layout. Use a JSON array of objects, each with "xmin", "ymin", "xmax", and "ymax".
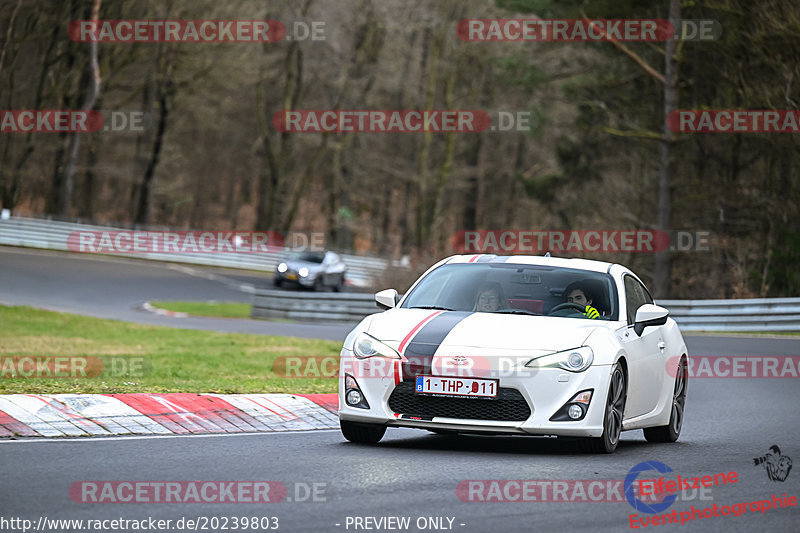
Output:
[
  {"xmin": 0, "ymin": 305, "xmax": 339, "ymax": 394},
  {"xmin": 150, "ymin": 300, "xmax": 252, "ymax": 319}
]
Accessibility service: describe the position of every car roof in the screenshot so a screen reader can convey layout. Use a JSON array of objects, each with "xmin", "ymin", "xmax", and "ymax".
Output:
[{"xmin": 444, "ymin": 254, "xmax": 614, "ymax": 273}]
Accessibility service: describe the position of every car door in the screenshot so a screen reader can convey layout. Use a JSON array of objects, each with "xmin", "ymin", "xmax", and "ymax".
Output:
[
  {"xmin": 321, "ymin": 253, "xmax": 333, "ymax": 285},
  {"xmin": 618, "ymin": 276, "xmax": 666, "ymax": 418},
  {"xmin": 330, "ymin": 252, "xmax": 345, "ymax": 284}
]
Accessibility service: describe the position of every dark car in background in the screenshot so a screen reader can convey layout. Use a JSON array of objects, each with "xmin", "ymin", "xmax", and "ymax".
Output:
[{"xmin": 274, "ymin": 251, "xmax": 346, "ymax": 291}]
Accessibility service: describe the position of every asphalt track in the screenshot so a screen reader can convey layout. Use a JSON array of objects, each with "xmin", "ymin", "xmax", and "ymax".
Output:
[
  {"xmin": 2, "ymin": 245, "xmax": 800, "ymax": 532},
  {"xmin": 0, "ymin": 246, "xmax": 353, "ymax": 341}
]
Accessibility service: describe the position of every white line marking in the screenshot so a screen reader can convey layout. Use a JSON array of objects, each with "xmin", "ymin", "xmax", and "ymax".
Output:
[{"xmin": 167, "ymin": 264, "xmax": 256, "ymax": 294}]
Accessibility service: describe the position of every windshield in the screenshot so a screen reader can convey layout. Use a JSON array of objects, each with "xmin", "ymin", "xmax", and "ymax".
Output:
[
  {"xmin": 291, "ymin": 252, "xmax": 325, "ymax": 264},
  {"xmin": 400, "ymin": 263, "xmax": 618, "ymax": 320}
]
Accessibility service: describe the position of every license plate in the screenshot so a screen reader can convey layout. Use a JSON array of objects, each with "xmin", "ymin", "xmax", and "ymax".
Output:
[
  {"xmin": 415, "ymin": 375, "xmax": 498, "ymax": 398},
  {"xmin": 286, "ymin": 273, "xmax": 298, "ymax": 280}
]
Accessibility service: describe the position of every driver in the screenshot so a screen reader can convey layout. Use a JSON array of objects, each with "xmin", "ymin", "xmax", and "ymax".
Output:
[
  {"xmin": 473, "ymin": 282, "xmax": 507, "ymax": 313},
  {"xmin": 564, "ymin": 281, "xmax": 600, "ymax": 319}
]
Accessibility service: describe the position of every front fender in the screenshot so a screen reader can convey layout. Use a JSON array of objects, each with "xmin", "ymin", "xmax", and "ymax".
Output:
[{"xmin": 582, "ymin": 325, "xmax": 626, "ymax": 367}]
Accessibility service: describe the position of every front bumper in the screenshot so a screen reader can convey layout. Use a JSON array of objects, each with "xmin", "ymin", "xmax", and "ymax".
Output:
[
  {"xmin": 338, "ymin": 356, "xmax": 614, "ymax": 438},
  {"xmin": 274, "ymin": 271, "xmax": 316, "ymax": 287}
]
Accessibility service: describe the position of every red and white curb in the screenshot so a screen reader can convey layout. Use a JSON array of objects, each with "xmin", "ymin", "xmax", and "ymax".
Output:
[
  {"xmin": 141, "ymin": 302, "xmax": 189, "ymax": 318},
  {"xmin": 0, "ymin": 393, "xmax": 338, "ymax": 438}
]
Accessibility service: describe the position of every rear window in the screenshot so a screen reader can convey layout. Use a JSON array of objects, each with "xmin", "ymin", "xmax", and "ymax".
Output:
[{"xmin": 291, "ymin": 252, "xmax": 324, "ymax": 263}]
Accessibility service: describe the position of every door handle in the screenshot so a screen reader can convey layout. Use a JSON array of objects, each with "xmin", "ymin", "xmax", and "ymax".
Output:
[{"xmin": 658, "ymin": 341, "xmax": 666, "ymax": 351}]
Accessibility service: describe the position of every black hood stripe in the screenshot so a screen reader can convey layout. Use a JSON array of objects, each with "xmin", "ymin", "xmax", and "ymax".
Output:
[{"xmin": 401, "ymin": 311, "xmax": 472, "ymax": 381}]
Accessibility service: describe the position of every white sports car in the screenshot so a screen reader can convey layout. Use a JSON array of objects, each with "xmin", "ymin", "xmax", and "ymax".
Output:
[{"xmin": 338, "ymin": 255, "xmax": 689, "ymax": 453}]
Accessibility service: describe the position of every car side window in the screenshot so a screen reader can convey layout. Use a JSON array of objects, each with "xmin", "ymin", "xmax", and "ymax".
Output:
[
  {"xmin": 639, "ymin": 281, "xmax": 654, "ymax": 305},
  {"xmin": 624, "ymin": 275, "xmax": 648, "ymax": 325}
]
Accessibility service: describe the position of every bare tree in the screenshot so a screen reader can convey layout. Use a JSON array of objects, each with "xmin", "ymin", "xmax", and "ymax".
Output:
[
  {"xmin": 654, "ymin": 0, "xmax": 680, "ymax": 297},
  {"xmin": 58, "ymin": 0, "xmax": 102, "ymax": 217}
]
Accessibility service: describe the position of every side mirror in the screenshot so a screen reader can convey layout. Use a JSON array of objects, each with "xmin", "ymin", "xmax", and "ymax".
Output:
[
  {"xmin": 375, "ymin": 288, "xmax": 399, "ymax": 310},
  {"xmin": 633, "ymin": 304, "xmax": 669, "ymax": 336}
]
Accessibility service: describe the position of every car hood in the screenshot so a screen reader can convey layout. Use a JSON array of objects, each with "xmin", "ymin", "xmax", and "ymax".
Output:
[
  {"xmin": 281, "ymin": 260, "xmax": 322, "ymax": 271},
  {"xmin": 366, "ymin": 308, "xmax": 603, "ymax": 354}
]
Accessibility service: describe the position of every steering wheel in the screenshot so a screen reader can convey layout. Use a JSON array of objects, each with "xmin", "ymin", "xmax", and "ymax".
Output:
[{"xmin": 548, "ymin": 302, "xmax": 586, "ymax": 315}]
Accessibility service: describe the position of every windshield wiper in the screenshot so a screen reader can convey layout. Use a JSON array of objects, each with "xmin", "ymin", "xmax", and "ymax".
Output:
[
  {"xmin": 495, "ymin": 309, "xmax": 540, "ymax": 316},
  {"xmin": 409, "ymin": 305, "xmax": 456, "ymax": 311}
]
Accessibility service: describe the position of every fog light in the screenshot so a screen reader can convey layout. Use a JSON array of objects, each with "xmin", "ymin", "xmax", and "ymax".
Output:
[
  {"xmin": 568, "ymin": 404, "xmax": 583, "ymax": 420},
  {"xmin": 550, "ymin": 389, "xmax": 593, "ymax": 422},
  {"xmin": 346, "ymin": 390, "xmax": 362, "ymax": 406}
]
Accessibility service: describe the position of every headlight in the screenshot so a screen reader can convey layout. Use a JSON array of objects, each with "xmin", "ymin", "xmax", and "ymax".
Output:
[
  {"xmin": 525, "ymin": 346, "xmax": 594, "ymax": 372},
  {"xmin": 299, "ymin": 267, "xmax": 309, "ymax": 277},
  {"xmin": 353, "ymin": 332, "xmax": 400, "ymax": 359},
  {"xmin": 277, "ymin": 263, "xmax": 288, "ymax": 273}
]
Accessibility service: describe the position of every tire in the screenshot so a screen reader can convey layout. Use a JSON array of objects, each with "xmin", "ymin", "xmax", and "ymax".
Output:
[
  {"xmin": 644, "ymin": 356, "xmax": 687, "ymax": 443},
  {"xmin": 312, "ymin": 277, "xmax": 323, "ymax": 291},
  {"xmin": 340, "ymin": 420, "xmax": 386, "ymax": 444},
  {"xmin": 333, "ymin": 275, "xmax": 343, "ymax": 292},
  {"xmin": 583, "ymin": 363, "xmax": 626, "ymax": 454},
  {"xmin": 273, "ymin": 278, "xmax": 282, "ymax": 288}
]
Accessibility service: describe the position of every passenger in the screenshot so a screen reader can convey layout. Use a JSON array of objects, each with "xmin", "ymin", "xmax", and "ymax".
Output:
[{"xmin": 473, "ymin": 282, "xmax": 507, "ymax": 313}]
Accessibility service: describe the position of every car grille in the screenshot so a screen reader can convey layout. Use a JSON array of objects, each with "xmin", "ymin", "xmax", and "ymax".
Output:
[{"xmin": 387, "ymin": 381, "xmax": 531, "ymax": 422}]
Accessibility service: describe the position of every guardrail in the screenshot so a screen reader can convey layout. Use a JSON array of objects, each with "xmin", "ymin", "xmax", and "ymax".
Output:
[
  {"xmin": 252, "ymin": 290, "xmax": 800, "ymax": 331},
  {"xmin": 0, "ymin": 216, "xmax": 388, "ymax": 287},
  {"xmin": 251, "ymin": 289, "xmax": 377, "ymax": 322},
  {"xmin": 3, "ymin": 215, "xmax": 797, "ymax": 332},
  {"xmin": 658, "ymin": 298, "xmax": 800, "ymax": 332}
]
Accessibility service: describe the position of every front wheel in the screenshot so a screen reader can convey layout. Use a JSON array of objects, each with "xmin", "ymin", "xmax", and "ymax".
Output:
[
  {"xmin": 644, "ymin": 356, "xmax": 687, "ymax": 443},
  {"xmin": 340, "ymin": 420, "xmax": 386, "ymax": 444},
  {"xmin": 583, "ymin": 363, "xmax": 626, "ymax": 454}
]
